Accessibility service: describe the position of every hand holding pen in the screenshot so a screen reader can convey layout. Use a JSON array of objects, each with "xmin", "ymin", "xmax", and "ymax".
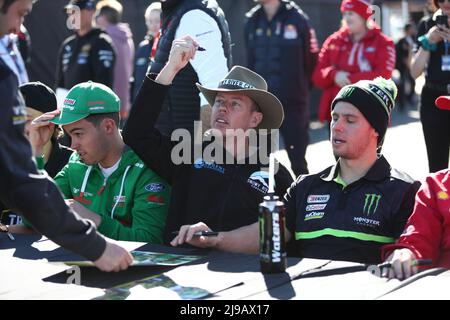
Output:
[
  {"xmin": 172, "ymin": 230, "xmax": 218, "ymax": 237},
  {"xmin": 381, "ymin": 248, "xmax": 432, "ymax": 280},
  {"xmin": 170, "ymin": 222, "xmax": 220, "ymax": 249}
]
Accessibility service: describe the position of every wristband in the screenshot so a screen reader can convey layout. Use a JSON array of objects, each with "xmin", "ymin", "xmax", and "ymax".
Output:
[{"xmin": 418, "ymin": 35, "xmax": 437, "ymax": 51}]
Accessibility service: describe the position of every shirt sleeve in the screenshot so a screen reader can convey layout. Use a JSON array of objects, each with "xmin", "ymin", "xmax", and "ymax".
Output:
[
  {"xmin": 91, "ymin": 35, "xmax": 116, "ymax": 88},
  {"xmin": 312, "ymin": 35, "xmax": 339, "ymax": 89},
  {"xmin": 175, "ymin": 10, "xmax": 228, "ymax": 107},
  {"xmin": 55, "ymin": 44, "xmax": 65, "ymax": 89},
  {"xmin": 123, "ymin": 75, "xmax": 177, "ymax": 183},
  {"xmin": 414, "ymin": 19, "xmax": 428, "ymax": 52},
  {"xmin": 382, "ymin": 175, "xmax": 442, "ymax": 265},
  {"xmin": 391, "ymin": 181, "xmax": 421, "ymax": 238},
  {"xmin": 284, "ymin": 179, "xmax": 300, "ymax": 235},
  {"xmin": 244, "ymin": 17, "xmax": 255, "ymax": 69},
  {"xmin": 97, "ymin": 170, "xmax": 170, "ymax": 243},
  {"xmin": 302, "ymin": 17, "xmax": 319, "ymax": 84}
]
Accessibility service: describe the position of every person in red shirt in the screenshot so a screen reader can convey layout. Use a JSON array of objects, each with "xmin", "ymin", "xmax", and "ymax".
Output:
[
  {"xmin": 313, "ymin": 0, "xmax": 396, "ymax": 123},
  {"xmin": 382, "ymin": 96, "xmax": 450, "ymax": 280}
]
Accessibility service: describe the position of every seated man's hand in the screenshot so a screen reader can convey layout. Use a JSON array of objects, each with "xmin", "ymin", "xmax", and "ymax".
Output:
[
  {"xmin": 170, "ymin": 222, "xmax": 219, "ymax": 249},
  {"xmin": 66, "ymin": 199, "xmax": 102, "ymax": 227},
  {"xmin": 94, "ymin": 241, "xmax": 133, "ymax": 272},
  {"xmin": 156, "ymin": 35, "xmax": 200, "ymax": 85},
  {"xmin": 384, "ymin": 248, "xmax": 418, "ymax": 280},
  {"xmin": 28, "ymin": 110, "xmax": 61, "ymax": 156}
]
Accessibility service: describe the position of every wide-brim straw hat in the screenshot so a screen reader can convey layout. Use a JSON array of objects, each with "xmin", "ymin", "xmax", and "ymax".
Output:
[{"xmin": 196, "ymin": 66, "xmax": 284, "ymax": 130}]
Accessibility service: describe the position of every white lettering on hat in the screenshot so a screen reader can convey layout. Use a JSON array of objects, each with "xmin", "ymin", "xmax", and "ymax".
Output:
[
  {"xmin": 220, "ymin": 79, "xmax": 255, "ymax": 89},
  {"xmin": 368, "ymin": 83, "xmax": 393, "ymax": 113},
  {"xmin": 63, "ymin": 105, "xmax": 75, "ymax": 111}
]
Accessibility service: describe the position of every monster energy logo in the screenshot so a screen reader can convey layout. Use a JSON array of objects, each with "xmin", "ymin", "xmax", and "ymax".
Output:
[
  {"xmin": 363, "ymin": 194, "xmax": 381, "ymax": 215},
  {"xmin": 340, "ymin": 86, "xmax": 355, "ymax": 98}
]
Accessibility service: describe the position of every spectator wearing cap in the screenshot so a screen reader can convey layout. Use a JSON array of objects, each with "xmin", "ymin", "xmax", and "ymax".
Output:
[
  {"xmin": 195, "ymin": 77, "xmax": 421, "ymax": 263},
  {"xmin": 123, "ymin": 36, "xmax": 293, "ymax": 249},
  {"xmin": 28, "ymin": 81, "xmax": 170, "ymax": 243},
  {"xmin": 313, "ymin": 0, "xmax": 396, "ymax": 124},
  {"xmin": 410, "ymin": 0, "xmax": 450, "ymax": 173},
  {"xmin": 382, "ymin": 96, "xmax": 450, "ymax": 279},
  {"xmin": 56, "ymin": 0, "xmax": 116, "ymax": 94},
  {"xmin": 20, "ymin": 82, "xmax": 72, "ymax": 177},
  {"xmin": 95, "ymin": 0, "xmax": 134, "ymax": 122}
]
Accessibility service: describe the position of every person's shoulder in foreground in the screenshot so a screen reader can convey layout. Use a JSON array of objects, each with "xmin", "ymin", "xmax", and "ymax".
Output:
[{"xmin": 381, "ymin": 96, "xmax": 450, "ymax": 280}]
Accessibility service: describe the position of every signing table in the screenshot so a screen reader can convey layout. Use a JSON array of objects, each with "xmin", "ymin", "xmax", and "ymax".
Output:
[{"xmin": 1, "ymin": 234, "xmax": 449, "ymax": 300}]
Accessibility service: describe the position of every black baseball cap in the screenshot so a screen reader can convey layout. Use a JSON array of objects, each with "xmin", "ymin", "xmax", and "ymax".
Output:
[
  {"xmin": 65, "ymin": 0, "xmax": 97, "ymax": 11},
  {"xmin": 19, "ymin": 82, "xmax": 57, "ymax": 114}
]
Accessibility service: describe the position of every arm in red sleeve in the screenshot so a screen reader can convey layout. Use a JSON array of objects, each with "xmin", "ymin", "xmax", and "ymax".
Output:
[
  {"xmin": 312, "ymin": 35, "xmax": 338, "ymax": 89},
  {"xmin": 382, "ymin": 174, "xmax": 444, "ymax": 265}
]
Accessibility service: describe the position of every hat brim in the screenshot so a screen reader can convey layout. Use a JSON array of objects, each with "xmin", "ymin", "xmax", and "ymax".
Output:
[
  {"xmin": 435, "ymin": 96, "xmax": 450, "ymax": 111},
  {"xmin": 196, "ymin": 84, "xmax": 284, "ymax": 130},
  {"xmin": 50, "ymin": 110, "xmax": 89, "ymax": 126}
]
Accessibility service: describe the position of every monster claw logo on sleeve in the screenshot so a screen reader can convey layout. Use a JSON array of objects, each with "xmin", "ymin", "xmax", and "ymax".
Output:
[{"xmin": 363, "ymin": 194, "xmax": 381, "ymax": 215}]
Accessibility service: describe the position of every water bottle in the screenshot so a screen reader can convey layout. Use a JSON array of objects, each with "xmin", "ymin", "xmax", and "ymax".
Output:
[{"xmin": 259, "ymin": 194, "xmax": 287, "ymax": 273}]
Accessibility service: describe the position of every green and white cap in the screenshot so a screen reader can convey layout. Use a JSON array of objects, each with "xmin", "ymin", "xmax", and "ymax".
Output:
[{"xmin": 51, "ymin": 81, "xmax": 120, "ymax": 126}]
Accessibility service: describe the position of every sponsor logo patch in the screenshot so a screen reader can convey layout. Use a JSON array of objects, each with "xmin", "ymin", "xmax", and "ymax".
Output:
[
  {"xmin": 145, "ymin": 183, "xmax": 166, "ymax": 193},
  {"xmin": 283, "ymin": 24, "xmax": 298, "ymax": 39},
  {"xmin": 304, "ymin": 211, "xmax": 325, "ymax": 221},
  {"xmin": 146, "ymin": 194, "xmax": 165, "ymax": 204},
  {"xmin": 247, "ymin": 171, "xmax": 269, "ymax": 194},
  {"xmin": 305, "ymin": 204, "xmax": 327, "ymax": 211},
  {"xmin": 363, "ymin": 194, "xmax": 382, "ymax": 215},
  {"xmin": 307, "ymin": 195, "xmax": 330, "ymax": 203},
  {"xmin": 12, "ymin": 105, "xmax": 26, "ymax": 125},
  {"xmin": 64, "ymin": 98, "xmax": 76, "ymax": 105},
  {"xmin": 193, "ymin": 158, "xmax": 225, "ymax": 174},
  {"xmin": 113, "ymin": 195, "xmax": 126, "ymax": 203},
  {"xmin": 353, "ymin": 216, "xmax": 380, "ymax": 227},
  {"xmin": 438, "ymin": 191, "xmax": 449, "ymax": 200}
]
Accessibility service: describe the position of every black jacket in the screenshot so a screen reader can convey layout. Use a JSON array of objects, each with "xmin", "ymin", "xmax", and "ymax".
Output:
[
  {"xmin": 285, "ymin": 156, "xmax": 420, "ymax": 264},
  {"xmin": 0, "ymin": 59, "xmax": 105, "ymax": 261},
  {"xmin": 56, "ymin": 28, "xmax": 115, "ymax": 89},
  {"xmin": 0, "ymin": 137, "xmax": 72, "ymax": 225},
  {"xmin": 245, "ymin": 0, "xmax": 318, "ymax": 108},
  {"xmin": 132, "ymin": 34, "xmax": 154, "ymax": 102},
  {"xmin": 123, "ymin": 75, "xmax": 293, "ymax": 244}
]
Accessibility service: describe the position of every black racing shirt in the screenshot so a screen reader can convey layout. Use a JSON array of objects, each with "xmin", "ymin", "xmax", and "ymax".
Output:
[
  {"xmin": 285, "ymin": 156, "xmax": 420, "ymax": 264},
  {"xmin": 56, "ymin": 28, "xmax": 115, "ymax": 89},
  {"xmin": 123, "ymin": 75, "xmax": 293, "ymax": 244}
]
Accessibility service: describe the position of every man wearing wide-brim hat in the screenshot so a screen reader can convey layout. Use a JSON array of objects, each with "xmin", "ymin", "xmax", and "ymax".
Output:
[{"xmin": 123, "ymin": 35, "xmax": 293, "ymax": 249}]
